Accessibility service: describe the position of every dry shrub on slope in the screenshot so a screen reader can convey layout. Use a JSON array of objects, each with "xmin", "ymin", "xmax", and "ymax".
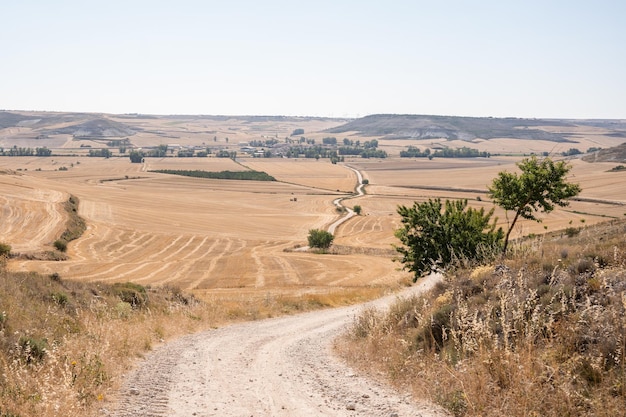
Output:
[
  {"xmin": 0, "ymin": 270, "xmax": 207, "ymax": 417},
  {"xmin": 339, "ymin": 219, "xmax": 626, "ymax": 417}
]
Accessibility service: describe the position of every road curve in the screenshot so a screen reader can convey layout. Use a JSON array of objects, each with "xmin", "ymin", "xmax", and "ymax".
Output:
[
  {"xmin": 108, "ymin": 274, "xmax": 448, "ymax": 417},
  {"xmin": 328, "ymin": 164, "xmax": 365, "ymax": 235}
]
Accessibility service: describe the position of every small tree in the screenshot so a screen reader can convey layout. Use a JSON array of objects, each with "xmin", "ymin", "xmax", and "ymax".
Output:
[
  {"xmin": 353, "ymin": 205, "xmax": 362, "ymax": 215},
  {"xmin": 308, "ymin": 229, "xmax": 334, "ymax": 250},
  {"xmin": 395, "ymin": 198, "xmax": 503, "ymax": 281},
  {"xmin": 0, "ymin": 242, "xmax": 11, "ymax": 257},
  {"xmin": 488, "ymin": 156, "xmax": 581, "ymax": 254},
  {"xmin": 129, "ymin": 151, "xmax": 144, "ymax": 163}
]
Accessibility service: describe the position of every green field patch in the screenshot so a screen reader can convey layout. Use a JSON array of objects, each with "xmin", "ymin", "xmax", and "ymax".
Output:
[{"xmin": 151, "ymin": 169, "xmax": 276, "ymax": 181}]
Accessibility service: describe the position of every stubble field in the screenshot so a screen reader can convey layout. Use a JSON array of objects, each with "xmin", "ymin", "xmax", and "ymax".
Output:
[
  {"xmin": 2, "ymin": 115, "xmax": 625, "ymax": 303},
  {"xmin": 2, "ymin": 156, "xmax": 410, "ymax": 302}
]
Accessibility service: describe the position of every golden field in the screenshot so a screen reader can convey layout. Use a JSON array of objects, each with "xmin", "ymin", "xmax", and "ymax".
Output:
[{"xmin": 1, "ymin": 115, "xmax": 625, "ymax": 302}]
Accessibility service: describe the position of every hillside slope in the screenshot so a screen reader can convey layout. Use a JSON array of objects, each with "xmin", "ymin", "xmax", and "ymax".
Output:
[
  {"xmin": 327, "ymin": 114, "xmax": 626, "ymax": 142},
  {"xmin": 582, "ymin": 141, "xmax": 626, "ymax": 162}
]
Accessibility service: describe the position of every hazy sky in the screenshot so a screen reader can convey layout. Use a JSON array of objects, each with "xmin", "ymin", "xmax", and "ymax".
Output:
[{"xmin": 2, "ymin": 1, "xmax": 625, "ymax": 118}]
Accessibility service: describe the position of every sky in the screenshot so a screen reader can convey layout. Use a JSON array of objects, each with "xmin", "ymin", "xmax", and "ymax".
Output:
[{"xmin": 1, "ymin": 1, "xmax": 625, "ymax": 119}]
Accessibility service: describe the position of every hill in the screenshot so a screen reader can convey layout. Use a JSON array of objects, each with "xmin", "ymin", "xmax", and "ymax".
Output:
[
  {"xmin": 46, "ymin": 117, "xmax": 137, "ymax": 137},
  {"xmin": 582, "ymin": 141, "xmax": 626, "ymax": 162},
  {"xmin": 0, "ymin": 111, "xmax": 137, "ymax": 138},
  {"xmin": 327, "ymin": 114, "xmax": 626, "ymax": 142}
]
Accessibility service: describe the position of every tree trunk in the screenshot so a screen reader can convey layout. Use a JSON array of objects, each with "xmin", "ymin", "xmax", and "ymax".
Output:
[{"xmin": 503, "ymin": 210, "xmax": 521, "ymax": 255}]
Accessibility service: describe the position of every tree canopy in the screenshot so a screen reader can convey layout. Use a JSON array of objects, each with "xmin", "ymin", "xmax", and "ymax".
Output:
[
  {"xmin": 488, "ymin": 156, "xmax": 581, "ymax": 253},
  {"xmin": 395, "ymin": 198, "xmax": 503, "ymax": 281},
  {"xmin": 307, "ymin": 229, "xmax": 334, "ymax": 250}
]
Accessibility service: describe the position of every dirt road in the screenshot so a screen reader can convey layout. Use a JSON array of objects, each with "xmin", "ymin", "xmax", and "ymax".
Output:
[{"xmin": 107, "ymin": 275, "xmax": 448, "ymax": 417}]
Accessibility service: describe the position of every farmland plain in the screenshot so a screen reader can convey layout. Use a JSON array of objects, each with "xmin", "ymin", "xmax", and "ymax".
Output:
[{"xmin": 1, "ymin": 112, "xmax": 625, "ymax": 302}]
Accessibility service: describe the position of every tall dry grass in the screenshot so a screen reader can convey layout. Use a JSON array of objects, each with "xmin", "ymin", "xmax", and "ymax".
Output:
[
  {"xmin": 0, "ymin": 262, "xmax": 391, "ymax": 417},
  {"xmin": 0, "ymin": 270, "xmax": 218, "ymax": 417},
  {"xmin": 338, "ymin": 219, "xmax": 626, "ymax": 416}
]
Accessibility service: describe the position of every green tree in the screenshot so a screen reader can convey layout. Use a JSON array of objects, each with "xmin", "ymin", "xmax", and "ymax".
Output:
[
  {"xmin": 353, "ymin": 205, "xmax": 362, "ymax": 215},
  {"xmin": 35, "ymin": 147, "xmax": 52, "ymax": 156},
  {"xmin": 395, "ymin": 198, "xmax": 503, "ymax": 281},
  {"xmin": 129, "ymin": 151, "xmax": 144, "ymax": 163},
  {"xmin": 488, "ymin": 156, "xmax": 581, "ymax": 254},
  {"xmin": 308, "ymin": 229, "xmax": 334, "ymax": 250}
]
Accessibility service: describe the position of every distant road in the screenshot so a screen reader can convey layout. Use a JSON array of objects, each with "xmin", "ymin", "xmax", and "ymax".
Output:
[{"xmin": 327, "ymin": 164, "xmax": 364, "ymax": 235}]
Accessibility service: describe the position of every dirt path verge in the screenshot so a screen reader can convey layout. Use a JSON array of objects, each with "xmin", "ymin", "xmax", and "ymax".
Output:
[{"xmin": 105, "ymin": 274, "xmax": 449, "ymax": 417}]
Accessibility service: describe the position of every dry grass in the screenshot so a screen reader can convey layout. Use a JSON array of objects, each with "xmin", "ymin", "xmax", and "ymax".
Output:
[
  {"xmin": 2, "ymin": 156, "xmax": 407, "ymax": 295},
  {"xmin": 2, "ymin": 115, "xmax": 626, "ymax": 416},
  {"xmin": 0, "ymin": 268, "xmax": 210, "ymax": 417},
  {"xmin": 338, "ymin": 219, "xmax": 626, "ymax": 416},
  {"xmin": 0, "ymin": 265, "xmax": 391, "ymax": 417}
]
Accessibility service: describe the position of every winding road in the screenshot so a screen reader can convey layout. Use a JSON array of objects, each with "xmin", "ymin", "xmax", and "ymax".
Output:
[
  {"xmin": 108, "ymin": 274, "xmax": 446, "ymax": 417},
  {"xmin": 328, "ymin": 164, "xmax": 364, "ymax": 235}
]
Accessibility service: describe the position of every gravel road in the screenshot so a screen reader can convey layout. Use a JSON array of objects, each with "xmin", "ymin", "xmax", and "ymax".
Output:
[{"xmin": 106, "ymin": 274, "xmax": 448, "ymax": 417}]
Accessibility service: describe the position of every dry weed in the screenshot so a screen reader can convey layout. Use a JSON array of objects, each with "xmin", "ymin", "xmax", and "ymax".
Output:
[{"xmin": 339, "ymin": 219, "xmax": 626, "ymax": 416}]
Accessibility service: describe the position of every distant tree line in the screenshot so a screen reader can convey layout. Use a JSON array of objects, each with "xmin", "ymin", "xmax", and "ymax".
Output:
[
  {"xmin": 249, "ymin": 139, "xmax": 279, "ymax": 147},
  {"xmin": 284, "ymin": 145, "xmax": 337, "ymax": 159},
  {"xmin": 150, "ymin": 169, "xmax": 276, "ymax": 181},
  {"xmin": 278, "ymin": 136, "xmax": 386, "ymax": 159},
  {"xmin": 88, "ymin": 149, "xmax": 112, "ymax": 158},
  {"xmin": 561, "ymin": 148, "xmax": 582, "ymax": 156},
  {"xmin": 338, "ymin": 147, "xmax": 387, "ymax": 158},
  {"xmin": 399, "ymin": 146, "xmax": 431, "ymax": 158},
  {"xmin": 400, "ymin": 146, "xmax": 489, "ymax": 159},
  {"xmin": 215, "ymin": 150, "xmax": 237, "ymax": 159},
  {"xmin": 0, "ymin": 146, "xmax": 52, "ymax": 156}
]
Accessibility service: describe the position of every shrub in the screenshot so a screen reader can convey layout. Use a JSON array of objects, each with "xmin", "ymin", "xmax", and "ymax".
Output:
[
  {"xmin": 111, "ymin": 282, "xmax": 148, "ymax": 308},
  {"xmin": 18, "ymin": 336, "xmax": 48, "ymax": 363},
  {"xmin": 395, "ymin": 198, "xmax": 503, "ymax": 280},
  {"xmin": 50, "ymin": 291, "xmax": 69, "ymax": 306},
  {"xmin": 307, "ymin": 229, "xmax": 334, "ymax": 250},
  {"xmin": 53, "ymin": 239, "xmax": 67, "ymax": 252},
  {"xmin": 0, "ymin": 243, "xmax": 11, "ymax": 257}
]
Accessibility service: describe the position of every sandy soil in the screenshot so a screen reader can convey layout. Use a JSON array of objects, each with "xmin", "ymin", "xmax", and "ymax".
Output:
[{"xmin": 106, "ymin": 274, "xmax": 449, "ymax": 417}]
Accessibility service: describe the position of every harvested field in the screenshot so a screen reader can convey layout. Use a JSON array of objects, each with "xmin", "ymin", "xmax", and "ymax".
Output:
[
  {"xmin": 346, "ymin": 156, "xmax": 626, "ymax": 241},
  {"xmin": 3, "ymin": 156, "xmax": 407, "ymax": 301},
  {"xmin": 2, "ymin": 113, "xmax": 625, "ymax": 302}
]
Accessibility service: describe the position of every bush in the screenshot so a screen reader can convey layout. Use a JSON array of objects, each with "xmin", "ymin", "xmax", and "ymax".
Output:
[
  {"xmin": 307, "ymin": 229, "xmax": 334, "ymax": 250},
  {"xmin": 395, "ymin": 198, "xmax": 503, "ymax": 280},
  {"xmin": 53, "ymin": 239, "xmax": 67, "ymax": 252},
  {"xmin": 111, "ymin": 282, "xmax": 148, "ymax": 308},
  {"xmin": 50, "ymin": 291, "xmax": 69, "ymax": 306},
  {"xmin": 18, "ymin": 336, "xmax": 48, "ymax": 363},
  {"xmin": 0, "ymin": 242, "xmax": 11, "ymax": 257}
]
